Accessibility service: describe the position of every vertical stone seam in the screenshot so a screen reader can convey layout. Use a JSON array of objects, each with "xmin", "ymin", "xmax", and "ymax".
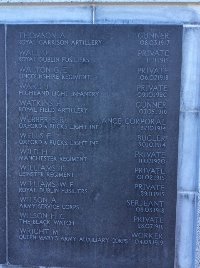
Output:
[
  {"xmin": 195, "ymin": 114, "xmax": 200, "ymax": 268},
  {"xmin": 92, "ymin": 5, "xmax": 96, "ymax": 24}
]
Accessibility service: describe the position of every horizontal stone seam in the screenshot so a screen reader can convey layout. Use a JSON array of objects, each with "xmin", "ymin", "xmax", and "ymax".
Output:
[
  {"xmin": 184, "ymin": 25, "xmax": 200, "ymax": 28},
  {"xmin": 0, "ymin": 2, "xmax": 200, "ymax": 6},
  {"xmin": 178, "ymin": 190, "xmax": 199, "ymax": 195},
  {"xmin": 179, "ymin": 109, "xmax": 200, "ymax": 113},
  {"xmin": 0, "ymin": 1, "xmax": 200, "ymax": 2}
]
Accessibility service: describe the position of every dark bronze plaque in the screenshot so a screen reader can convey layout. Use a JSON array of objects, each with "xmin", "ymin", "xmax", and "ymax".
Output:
[
  {"xmin": 7, "ymin": 25, "xmax": 182, "ymax": 267},
  {"xmin": 0, "ymin": 25, "xmax": 6, "ymax": 264}
]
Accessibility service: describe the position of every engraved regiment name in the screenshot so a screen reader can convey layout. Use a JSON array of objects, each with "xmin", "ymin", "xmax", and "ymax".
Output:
[{"xmin": 5, "ymin": 25, "xmax": 182, "ymax": 267}]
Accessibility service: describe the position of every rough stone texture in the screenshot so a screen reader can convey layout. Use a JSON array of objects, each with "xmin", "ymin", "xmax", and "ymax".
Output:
[
  {"xmin": 181, "ymin": 26, "xmax": 200, "ymax": 268},
  {"xmin": 176, "ymin": 192, "xmax": 198, "ymax": 268},
  {"xmin": 0, "ymin": 0, "xmax": 199, "ymax": 3},
  {"xmin": 177, "ymin": 25, "xmax": 200, "ymax": 268},
  {"xmin": 0, "ymin": 6, "xmax": 93, "ymax": 24},
  {"xmin": 196, "ymin": 196, "xmax": 200, "ymax": 268},
  {"xmin": 95, "ymin": 6, "xmax": 200, "ymax": 24}
]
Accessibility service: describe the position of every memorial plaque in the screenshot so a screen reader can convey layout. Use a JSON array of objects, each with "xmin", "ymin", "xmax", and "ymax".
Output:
[
  {"xmin": 0, "ymin": 25, "xmax": 6, "ymax": 264},
  {"xmin": 7, "ymin": 25, "xmax": 182, "ymax": 267}
]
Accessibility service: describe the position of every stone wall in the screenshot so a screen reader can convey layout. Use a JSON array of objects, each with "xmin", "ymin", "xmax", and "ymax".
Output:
[{"xmin": 0, "ymin": 2, "xmax": 199, "ymax": 268}]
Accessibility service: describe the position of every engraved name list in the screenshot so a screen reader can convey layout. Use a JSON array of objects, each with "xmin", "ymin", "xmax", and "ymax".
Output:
[{"xmin": 5, "ymin": 25, "xmax": 182, "ymax": 268}]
